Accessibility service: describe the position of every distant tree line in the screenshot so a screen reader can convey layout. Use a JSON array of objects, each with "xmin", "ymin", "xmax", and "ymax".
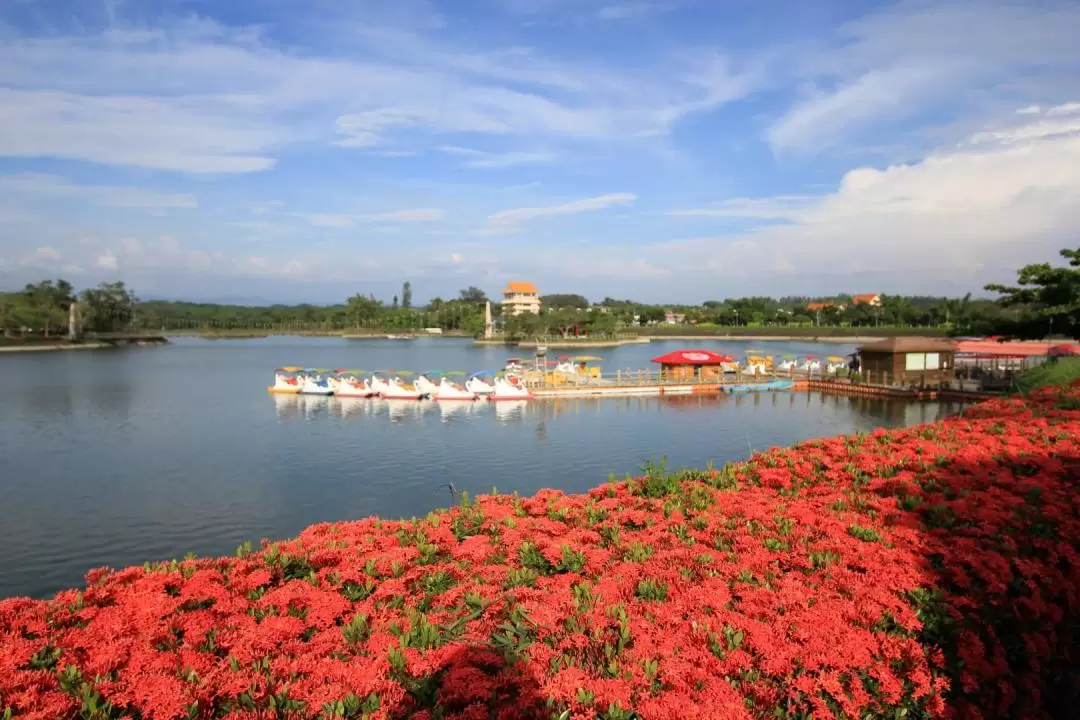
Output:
[
  {"xmin": 1, "ymin": 280, "xmax": 137, "ymax": 338},
  {"xmin": 3, "ymin": 248, "xmax": 1077, "ymax": 340}
]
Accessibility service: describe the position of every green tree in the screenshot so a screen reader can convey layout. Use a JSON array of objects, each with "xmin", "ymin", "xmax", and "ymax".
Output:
[
  {"xmin": 80, "ymin": 281, "xmax": 136, "ymax": 333},
  {"xmin": 985, "ymin": 248, "xmax": 1080, "ymax": 339},
  {"xmin": 459, "ymin": 286, "xmax": 488, "ymax": 304},
  {"xmin": 346, "ymin": 293, "xmax": 383, "ymax": 328},
  {"xmin": 540, "ymin": 294, "xmax": 589, "ymax": 310},
  {"xmin": 503, "ymin": 312, "xmax": 543, "ymax": 340}
]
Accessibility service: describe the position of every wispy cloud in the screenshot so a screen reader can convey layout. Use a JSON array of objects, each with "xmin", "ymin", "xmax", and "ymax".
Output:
[
  {"xmin": 0, "ymin": 173, "xmax": 198, "ymax": 209},
  {"xmin": 364, "ymin": 208, "xmax": 445, "ymax": 222},
  {"xmin": 483, "ymin": 192, "xmax": 636, "ymax": 234},
  {"xmin": 0, "ymin": 89, "xmax": 281, "ymax": 173},
  {"xmin": 667, "ymin": 196, "xmax": 818, "ymax": 219},
  {"xmin": 438, "ymin": 146, "xmax": 556, "ymax": 168},
  {"xmin": 302, "ymin": 208, "xmax": 446, "ymax": 227},
  {"xmin": 765, "ymin": 1, "xmax": 1080, "ymax": 154}
]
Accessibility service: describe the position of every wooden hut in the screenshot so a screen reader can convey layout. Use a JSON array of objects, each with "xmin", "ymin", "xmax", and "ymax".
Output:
[
  {"xmin": 651, "ymin": 349, "xmax": 733, "ymax": 381},
  {"xmin": 857, "ymin": 337, "xmax": 957, "ymax": 387}
]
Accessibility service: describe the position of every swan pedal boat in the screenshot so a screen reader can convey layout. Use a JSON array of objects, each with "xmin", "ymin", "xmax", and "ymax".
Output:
[
  {"xmin": 268, "ymin": 370, "xmax": 302, "ymax": 394},
  {"xmin": 491, "ymin": 374, "xmax": 532, "ymax": 400},
  {"xmin": 465, "ymin": 374, "xmax": 496, "ymax": 396},
  {"xmin": 414, "ymin": 374, "xmax": 441, "ymax": 399},
  {"xmin": 434, "ymin": 377, "xmax": 477, "ymax": 401},
  {"xmin": 331, "ymin": 372, "xmax": 374, "ymax": 398},
  {"xmin": 299, "ymin": 371, "xmax": 334, "ymax": 395},
  {"xmin": 382, "ymin": 376, "xmax": 423, "ymax": 400}
]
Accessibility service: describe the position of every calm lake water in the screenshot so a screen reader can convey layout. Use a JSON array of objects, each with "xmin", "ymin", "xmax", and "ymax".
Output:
[{"xmin": 0, "ymin": 337, "xmax": 967, "ymax": 599}]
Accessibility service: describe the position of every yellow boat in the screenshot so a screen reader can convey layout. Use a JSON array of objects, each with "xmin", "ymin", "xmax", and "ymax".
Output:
[{"xmin": 268, "ymin": 367, "xmax": 303, "ymax": 394}]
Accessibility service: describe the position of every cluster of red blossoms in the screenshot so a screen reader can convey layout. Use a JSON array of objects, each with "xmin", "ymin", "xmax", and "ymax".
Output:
[{"xmin": 3, "ymin": 384, "xmax": 1080, "ymax": 720}]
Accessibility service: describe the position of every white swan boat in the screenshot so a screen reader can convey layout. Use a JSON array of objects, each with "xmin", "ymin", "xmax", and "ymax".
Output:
[
  {"xmin": 369, "ymin": 373, "xmax": 392, "ymax": 396},
  {"xmin": 742, "ymin": 362, "xmax": 768, "ymax": 377},
  {"xmin": 465, "ymin": 372, "xmax": 496, "ymax": 396},
  {"xmin": 332, "ymin": 371, "xmax": 374, "ymax": 398},
  {"xmin": 414, "ymin": 373, "xmax": 441, "ymax": 398},
  {"xmin": 299, "ymin": 369, "xmax": 334, "ymax": 395},
  {"xmin": 268, "ymin": 367, "xmax": 303, "ymax": 394},
  {"xmin": 491, "ymin": 374, "xmax": 532, "ymax": 400},
  {"xmin": 382, "ymin": 376, "xmax": 423, "ymax": 400},
  {"xmin": 434, "ymin": 376, "xmax": 476, "ymax": 401}
]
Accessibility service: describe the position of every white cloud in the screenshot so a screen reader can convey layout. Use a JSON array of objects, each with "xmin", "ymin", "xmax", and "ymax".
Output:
[
  {"xmin": 0, "ymin": 173, "xmax": 198, "ymax": 209},
  {"xmin": 438, "ymin": 145, "xmax": 556, "ymax": 168},
  {"xmin": 19, "ymin": 246, "xmax": 63, "ymax": 266},
  {"xmin": 766, "ymin": 1, "xmax": 1080, "ymax": 154},
  {"xmin": 0, "ymin": 7, "xmax": 761, "ymax": 173},
  {"xmin": 363, "ymin": 208, "xmax": 445, "ymax": 222},
  {"xmin": 0, "ymin": 89, "xmax": 280, "ymax": 173},
  {"xmin": 654, "ymin": 107, "xmax": 1080, "ymax": 286},
  {"xmin": 667, "ymin": 196, "xmax": 818, "ymax": 219},
  {"xmin": 484, "ymin": 192, "xmax": 636, "ymax": 233},
  {"xmin": 96, "ymin": 251, "xmax": 119, "ymax": 271},
  {"xmin": 302, "ymin": 208, "xmax": 446, "ymax": 227}
]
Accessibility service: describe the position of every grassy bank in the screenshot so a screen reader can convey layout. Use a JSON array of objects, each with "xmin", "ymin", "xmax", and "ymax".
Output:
[
  {"xmin": 2, "ymin": 386, "xmax": 1078, "ymax": 718},
  {"xmin": 1016, "ymin": 358, "xmax": 1080, "ymax": 394}
]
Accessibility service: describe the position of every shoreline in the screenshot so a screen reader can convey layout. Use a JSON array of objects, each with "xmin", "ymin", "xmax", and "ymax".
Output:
[
  {"xmin": 0, "ymin": 342, "xmax": 112, "ymax": 353},
  {"xmin": 476, "ymin": 334, "xmax": 885, "ymax": 348},
  {"xmin": 644, "ymin": 334, "xmax": 883, "ymax": 344},
  {"xmin": 0, "ymin": 338, "xmax": 168, "ymax": 354}
]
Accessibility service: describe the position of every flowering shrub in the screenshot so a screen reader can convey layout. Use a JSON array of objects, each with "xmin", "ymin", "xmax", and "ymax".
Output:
[{"xmin": 3, "ymin": 384, "xmax": 1080, "ymax": 719}]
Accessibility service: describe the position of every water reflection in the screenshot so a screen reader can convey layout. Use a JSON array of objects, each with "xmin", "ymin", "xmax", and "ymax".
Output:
[{"xmin": 269, "ymin": 393, "xmax": 965, "ymax": 428}]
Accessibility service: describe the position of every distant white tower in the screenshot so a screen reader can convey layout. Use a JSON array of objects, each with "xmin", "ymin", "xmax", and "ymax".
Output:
[{"xmin": 483, "ymin": 300, "xmax": 494, "ymax": 339}]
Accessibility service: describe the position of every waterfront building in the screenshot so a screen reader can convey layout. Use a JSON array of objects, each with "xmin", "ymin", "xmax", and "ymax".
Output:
[{"xmin": 502, "ymin": 282, "xmax": 541, "ymax": 316}]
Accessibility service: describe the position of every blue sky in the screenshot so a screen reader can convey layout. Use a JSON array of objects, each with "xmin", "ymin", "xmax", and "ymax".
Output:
[{"xmin": 1, "ymin": 0, "xmax": 1078, "ymax": 304}]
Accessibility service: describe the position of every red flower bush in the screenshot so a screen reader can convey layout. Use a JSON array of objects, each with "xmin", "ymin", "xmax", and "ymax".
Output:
[{"xmin": 3, "ymin": 383, "xmax": 1080, "ymax": 719}]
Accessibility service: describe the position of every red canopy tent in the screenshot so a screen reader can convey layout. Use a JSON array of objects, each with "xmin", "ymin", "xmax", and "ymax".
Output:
[
  {"xmin": 651, "ymin": 350, "xmax": 734, "ymax": 365},
  {"xmin": 651, "ymin": 350, "xmax": 735, "ymax": 380}
]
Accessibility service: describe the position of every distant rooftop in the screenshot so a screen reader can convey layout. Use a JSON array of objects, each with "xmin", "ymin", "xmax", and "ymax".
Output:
[
  {"xmin": 859, "ymin": 337, "xmax": 957, "ymax": 353},
  {"xmin": 504, "ymin": 282, "xmax": 538, "ymax": 295}
]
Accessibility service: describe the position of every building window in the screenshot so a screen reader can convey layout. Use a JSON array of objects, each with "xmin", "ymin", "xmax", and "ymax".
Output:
[
  {"xmin": 904, "ymin": 352, "xmax": 942, "ymax": 371},
  {"xmin": 905, "ymin": 353, "xmax": 926, "ymax": 371}
]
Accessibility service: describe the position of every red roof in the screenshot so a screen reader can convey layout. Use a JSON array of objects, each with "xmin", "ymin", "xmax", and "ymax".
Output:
[{"xmin": 651, "ymin": 350, "xmax": 734, "ymax": 365}]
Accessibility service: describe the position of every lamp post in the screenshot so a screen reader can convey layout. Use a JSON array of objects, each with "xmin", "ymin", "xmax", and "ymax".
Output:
[{"xmin": 733, "ymin": 309, "xmax": 739, "ymax": 327}]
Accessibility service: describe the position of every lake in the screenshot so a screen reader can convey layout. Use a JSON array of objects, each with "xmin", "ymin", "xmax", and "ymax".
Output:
[{"xmin": 0, "ymin": 336, "xmax": 967, "ymax": 599}]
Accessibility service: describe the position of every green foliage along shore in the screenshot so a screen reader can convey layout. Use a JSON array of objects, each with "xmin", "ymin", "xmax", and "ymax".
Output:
[{"xmin": 3, "ymin": 246, "xmax": 1078, "ymax": 341}]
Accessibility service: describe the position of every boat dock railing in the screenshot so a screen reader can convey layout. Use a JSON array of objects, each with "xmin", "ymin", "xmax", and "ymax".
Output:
[
  {"xmin": 520, "ymin": 368, "xmax": 835, "ymax": 389},
  {"xmin": 519, "ymin": 367, "xmax": 987, "ymax": 392}
]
